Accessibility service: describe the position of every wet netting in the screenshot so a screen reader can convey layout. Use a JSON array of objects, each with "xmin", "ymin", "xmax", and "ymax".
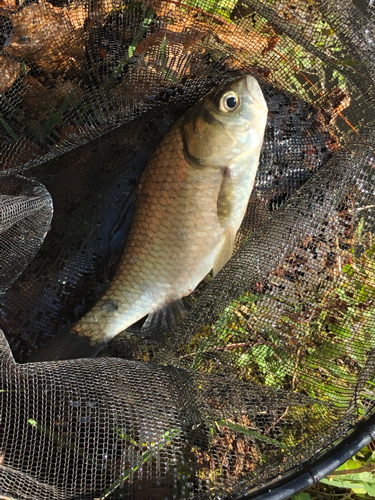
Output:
[{"xmin": 0, "ymin": 0, "xmax": 374, "ymax": 498}]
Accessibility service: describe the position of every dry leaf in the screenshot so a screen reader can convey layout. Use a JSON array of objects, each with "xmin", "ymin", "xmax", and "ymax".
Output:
[
  {"xmin": 0, "ymin": 54, "xmax": 20, "ymax": 93},
  {"xmin": 0, "ymin": 0, "xmax": 16, "ymax": 11},
  {"xmin": 134, "ymin": 7, "xmax": 276, "ymax": 80},
  {"xmin": 5, "ymin": 0, "xmax": 86, "ymax": 77},
  {"xmin": 62, "ymin": 2, "xmax": 88, "ymax": 30}
]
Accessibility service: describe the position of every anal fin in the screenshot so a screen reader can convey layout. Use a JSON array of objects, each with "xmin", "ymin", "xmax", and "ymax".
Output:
[
  {"xmin": 142, "ymin": 298, "xmax": 187, "ymax": 336},
  {"xmin": 212, "ymin": 227, "xmax": 235, "ymax": 277}
]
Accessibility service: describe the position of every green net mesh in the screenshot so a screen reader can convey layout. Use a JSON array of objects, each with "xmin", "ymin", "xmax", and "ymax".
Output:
[{"xmin": 0, "ymin": 0, "xmax": 374, "ymax": 498}]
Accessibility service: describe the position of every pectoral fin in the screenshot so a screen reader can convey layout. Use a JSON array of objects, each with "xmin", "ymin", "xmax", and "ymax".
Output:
[
  {"xmin": 212, "ymin": 227, "xmax": 235, "ymax": 277},
  {"xmin": 214, "ymin": 168, "xmax": 236, "ymax": 276},
  {"xmin": 216, "ymin": 168, "xmax": 235, "ymax": 228}
]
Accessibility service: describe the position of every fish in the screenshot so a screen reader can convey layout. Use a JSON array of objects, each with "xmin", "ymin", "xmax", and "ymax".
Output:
[{"xmin": 29, "ymin": 75, "xmax": 268, "ymax": 361}]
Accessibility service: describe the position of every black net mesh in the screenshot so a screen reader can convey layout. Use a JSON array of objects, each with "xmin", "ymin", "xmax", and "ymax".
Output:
[
  {"xmin": 0, "ymin": 0, "xmax": 374, "ymax": 498},
  {"xmin": 0, "ymin": 175, "xmax": 53, "ymax": 294}
]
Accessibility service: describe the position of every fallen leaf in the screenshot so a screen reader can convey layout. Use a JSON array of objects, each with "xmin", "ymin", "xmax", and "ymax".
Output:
[
  {"xmin": 0, "ymin": 54, "xmax": 20, "ymax": 93},
  {"xmin": 5, "ymin": 0, "xmax": 86, "ymax": 77}
]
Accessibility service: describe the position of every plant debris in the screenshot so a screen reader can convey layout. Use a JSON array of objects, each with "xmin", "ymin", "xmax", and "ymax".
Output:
[
  {"xmin": 4, "ymin": 0, "xmax": 85, "ymax": 76},
  {"xmin": 0, "ymin": 54, "xmax": 20, "ymax": 93}
]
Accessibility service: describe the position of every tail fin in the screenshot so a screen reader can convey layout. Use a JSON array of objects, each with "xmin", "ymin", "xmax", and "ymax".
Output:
[{"xmin": 27, "ymin": 327, "xmax": 105, "ymax": 362}]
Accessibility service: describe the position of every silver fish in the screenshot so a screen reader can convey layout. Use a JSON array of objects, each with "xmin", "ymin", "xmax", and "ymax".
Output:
[{"xmin": 31, "ymin": 75, "xmax": 268, "ymax": 361}]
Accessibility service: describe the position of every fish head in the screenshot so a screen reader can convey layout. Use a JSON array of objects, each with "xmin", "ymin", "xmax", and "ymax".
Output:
[{"xmin": 182, "ymin": 75, "xmax": 268, "ymax": 169}]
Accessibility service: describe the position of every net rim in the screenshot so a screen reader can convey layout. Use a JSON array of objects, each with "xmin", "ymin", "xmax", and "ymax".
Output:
[{"xmin": 235, "ymin": 411, "xmax": 375, "ymax": 500}]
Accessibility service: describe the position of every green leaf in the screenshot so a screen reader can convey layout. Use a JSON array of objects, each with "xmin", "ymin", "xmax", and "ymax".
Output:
[
  {"xmin": 292, "ymin": 492, "xmax": 311, "ymax": 500},
  {"xmin": 336, "ymin": 59, "xmax": 358, "ymax": 66},
  {"xmin": 343, "ymin": 263, "xmax": 354, "ymax": 275},
  {"xmin": 320, "ymin": 477, "xmax": 366, "ymax": 492},
  {"xmin": 321, "ymin": 28, "xmax": 336, "ymax": 36},
  {"xmin": 352, "ymin": 485, "xmax": 369, "ymax": 495},
  {"xmin": 215, "ymin": 419, "xmax": 286, "ymax": 447},
  {"xmin": 41, "ymin": 91, "xmax": 75, "ymax": 137},
  {"xmin": 345, "ymin": 458, "xmax": 363, "ymax": 469},
  {"xmin": 160, "ymin": 34, "xmax": 168, "ymax": 69},
  {"xmin": 365, "ymin": 450, "xmax": 375, "ymax": 465},
  {"xmin": 365, "ymin": 482, "xmax": 375, "ymax": 496},
  {"xmin": 0, "ymin": 117, "xmax": 19, "ymax": 141}
]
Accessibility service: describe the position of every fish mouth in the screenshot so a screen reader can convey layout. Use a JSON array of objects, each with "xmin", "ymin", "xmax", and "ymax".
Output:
[
  {"xmin": 245, "ymin": 75, "xmax": 268, "ymax": 112},
  {"xmin": 245, "ymin": 75, "xmax": 257, "ymax": 94}
]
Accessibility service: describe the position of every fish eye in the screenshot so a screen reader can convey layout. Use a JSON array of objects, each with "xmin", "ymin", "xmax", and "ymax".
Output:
[{"xmin": 217, "ymin": 90, "xmax": 240, "ymax": 113}]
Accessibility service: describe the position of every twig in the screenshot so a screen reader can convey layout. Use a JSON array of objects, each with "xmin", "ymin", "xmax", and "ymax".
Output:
[
  {"xmin": 353, "ymin": 205, "xmax": 375, "ymax": 212},
  {"xmin": 216, "ymin": 339, "xmax": 281, "ymax": 351},
  {"xmin": 181, "ymin": 336, "xmax": 280, "ymax": 359},
  {"xmin": 264, "ymin": 407, "xmax": 289, "ymax": 435},
  {"xmin": 291, "ymin": 348, "xmax": 301, "ymax": 390},
  {"xmin": 305, "ymin": 489, "xmax": 352, "ymax": 497},
  {"xmin": 0, "ymin": 497, "xmax": 23, "ymax": 500}
]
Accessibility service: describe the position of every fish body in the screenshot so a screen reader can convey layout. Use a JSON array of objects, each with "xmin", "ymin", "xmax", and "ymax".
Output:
[{"xmin": 31, "ymin": 75, "xmax": 267, "ymax": 361}]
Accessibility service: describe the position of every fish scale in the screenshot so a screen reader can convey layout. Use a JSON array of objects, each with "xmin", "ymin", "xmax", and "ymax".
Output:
[{"xmin": 30, "ymin": 75, "xmax": 268, "ymax": 361}]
